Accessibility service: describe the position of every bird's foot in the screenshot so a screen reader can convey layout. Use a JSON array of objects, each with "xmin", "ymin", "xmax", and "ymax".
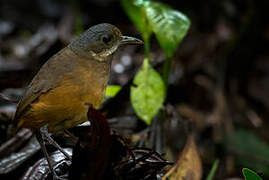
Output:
[
  {"xmin": 40, "ymin": 126, "xmax": 72, "ymax": 161},
  {"xmin": 51, "ymin": 165, "xmax": 68, "ymax": 180}
]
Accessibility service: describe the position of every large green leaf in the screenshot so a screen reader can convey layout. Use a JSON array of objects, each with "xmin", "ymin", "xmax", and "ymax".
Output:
[
  {"xmin": 242, "ymin": 168, "xmax": 263, "ymax": 180},
  {"xmin": 145, "ymin": 1, "xmax": 190, "ymax": 58},
  {"xmin": 121, "ymin": 0, "xmax": 152, "ymax": 40},
  {"xmin": 121, "ymin": 0, "xmax": 190, "ymax": 57},
  {"xmin": 131, "ymin": 58, "xmax": 165, "ymax": 125}
]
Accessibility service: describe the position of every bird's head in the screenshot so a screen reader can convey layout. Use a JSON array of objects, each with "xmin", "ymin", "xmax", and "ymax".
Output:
[{"xmin": 69, "ymin": 23, "xmax": 143, "ymax": 62}]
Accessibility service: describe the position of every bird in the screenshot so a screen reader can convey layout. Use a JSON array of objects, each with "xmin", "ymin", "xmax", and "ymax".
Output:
[{"xmin": 13, "ymin": 23, "xmax": 143, "ymax": 179}]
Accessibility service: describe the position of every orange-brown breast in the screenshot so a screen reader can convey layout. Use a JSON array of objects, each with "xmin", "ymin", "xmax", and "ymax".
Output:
[{"xmin": 16, "ymin": 48, "xmax": 111, "ymax": 133}]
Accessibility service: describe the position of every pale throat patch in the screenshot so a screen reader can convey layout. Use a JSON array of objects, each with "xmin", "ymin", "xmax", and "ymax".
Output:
[{"xmin": 90, "ymin": 43, "xmax": 119, "ymax": 61}]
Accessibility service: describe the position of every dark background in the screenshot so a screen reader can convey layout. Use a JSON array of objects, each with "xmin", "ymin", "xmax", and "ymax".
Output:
[{"xmin": 0, "ymin": 0, "xmax": 269, "ymax": 179}]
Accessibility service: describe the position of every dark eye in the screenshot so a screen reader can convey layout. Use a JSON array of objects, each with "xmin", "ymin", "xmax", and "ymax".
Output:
[{"xmin": 101, "ymin": 34, "xmax": 113, "ymax": 45}]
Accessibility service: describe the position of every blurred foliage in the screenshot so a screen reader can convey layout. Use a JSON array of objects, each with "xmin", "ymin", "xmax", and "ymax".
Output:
[
  {"xmin": 142, "ymin": 1, "xmax": 190, "ymax": 58},
  {"xmin": 206, "ymin": 159, "xmax": 219, "ymax": 180},
  {"xmin": 242, "ymin": 168, "xmax": 263, "ymax": 180},
  {"xmin": 226, "ymin": 129, "xmax": 269, "ymax": 176},
  {"xmin": 121, "ymin": 0, "xmax": 152, "ymax": 40},
  {"xmin": 105, "ymin": 85, "xmax": 122, "ymax": 98},
  {"xmin": 69, "ymin": 0, "xmax": 84, "ymax": 35}
]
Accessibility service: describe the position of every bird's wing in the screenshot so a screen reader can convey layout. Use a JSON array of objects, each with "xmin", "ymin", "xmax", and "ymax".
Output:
[{"xmin": 14, "ymin": 47, "xmax": 77, "ymax": 121}]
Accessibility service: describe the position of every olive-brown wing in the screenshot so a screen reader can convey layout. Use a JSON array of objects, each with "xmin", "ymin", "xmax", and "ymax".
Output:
[{"xmin": 14, "ymin": 48, "xmax": 77, "ymax": 123}]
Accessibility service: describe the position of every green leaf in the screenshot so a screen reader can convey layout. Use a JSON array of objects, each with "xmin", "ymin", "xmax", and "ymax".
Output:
[
  {"xmin": 242, "ymin": 168, "xmax": 263, "ymax": 180},
  {"xmin": 105, "ymin": 85, "xmax": 122, "ymax": 98},
  {"xmin": 121, "ymin": 0, "xmax": 152, "ymax": 40},
  {"xmin": 206, "ymin": 159, "xmax": 219, "ymax": 180},
  {"xmin": 121, "ymin": 0, "xmax": 190, "ymax": 58},
  {"xmin": 144, "ymin": 1, "xmax": 190, "ymax": 58},
  {"xmin": 225, "ymin": 129, "xmax": 269, "ymax": 176},
  {"xmin": 131, "ymin": 58, "xmax": 165, "ymax": 125}
]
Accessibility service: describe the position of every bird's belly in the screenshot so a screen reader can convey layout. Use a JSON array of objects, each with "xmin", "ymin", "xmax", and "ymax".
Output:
[{"xmin": 19, "ymin": 75, "xmax": 106, "ymax": 133}]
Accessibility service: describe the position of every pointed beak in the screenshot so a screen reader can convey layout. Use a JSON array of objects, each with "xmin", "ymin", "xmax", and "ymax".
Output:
[{"xmin": 120, "ymin": 36, "xmax": 144, "ymax": 45}]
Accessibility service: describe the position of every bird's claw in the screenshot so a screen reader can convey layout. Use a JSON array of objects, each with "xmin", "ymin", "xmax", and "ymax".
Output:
[{"xmin": 51, "ymin": 170, "xmax": 67, "ymax": 180}]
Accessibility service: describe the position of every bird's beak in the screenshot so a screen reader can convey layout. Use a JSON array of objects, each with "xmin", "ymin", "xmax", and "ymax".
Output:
[{"xmin": 120, "ymin": 36, "xmax": 144, "ymax": 45}]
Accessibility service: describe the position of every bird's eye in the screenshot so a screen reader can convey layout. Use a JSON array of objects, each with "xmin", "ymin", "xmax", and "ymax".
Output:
[{"xmin": 101, "ymin": 34, "xmax": 113, "ymax": 45}]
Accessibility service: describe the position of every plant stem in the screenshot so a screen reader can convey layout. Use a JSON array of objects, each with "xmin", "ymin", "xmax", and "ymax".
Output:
[
  {"xmin": 143, "ymin": 36, "xmax": 150, "ymax": 60},
  {"xmin": 142, "ymin": 35, "xmax": 151, "ymax": 87},
  {"xmin": 162, "ymin": 56, "xmax": 172, "ymax": 92}
]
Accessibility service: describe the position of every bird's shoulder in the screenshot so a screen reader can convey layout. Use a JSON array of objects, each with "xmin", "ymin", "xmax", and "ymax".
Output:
[{"xmin": 14, "ymin": 47, "xmax": 78, "ymax": 120}]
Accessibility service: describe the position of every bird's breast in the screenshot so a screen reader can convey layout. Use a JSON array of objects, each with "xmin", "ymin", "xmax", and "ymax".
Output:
[{"xmin": 59, "ymin": 57, "xmax": 110, "ymax": 108}]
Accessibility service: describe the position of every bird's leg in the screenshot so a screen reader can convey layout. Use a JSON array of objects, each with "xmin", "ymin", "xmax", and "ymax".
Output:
[
  {"xmin": 35, "ymin": 130, "xmax": 61, "ymax": 180},
  {"xmin": 40, "ymin": 126, "xmax": 72, "ymax": 161},
  {"xmin": 64, "ymin": 130, "xmax": 78, "ymax": 143}
]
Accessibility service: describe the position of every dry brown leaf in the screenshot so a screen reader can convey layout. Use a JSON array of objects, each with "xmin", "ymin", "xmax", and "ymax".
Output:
[{"xmin": 162, "ymin": 135, "xmax": 202, "ymax": 180}]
